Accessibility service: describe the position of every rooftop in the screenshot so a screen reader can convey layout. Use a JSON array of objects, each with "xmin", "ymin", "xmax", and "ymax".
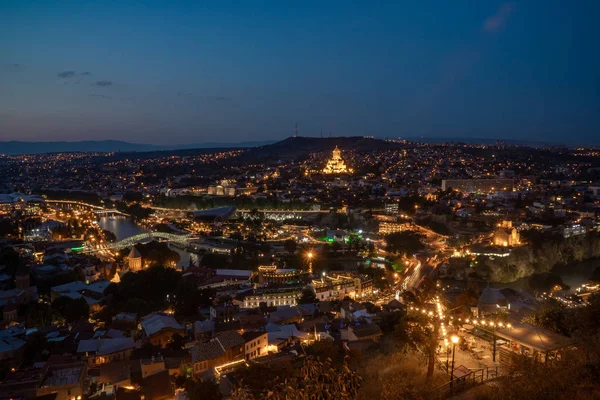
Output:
[
  {"xmin": 495, "ymin": 322, "xmax": 575, "ymax": 352},
  {"xmin": 140, "ymin": 312, "xmax": 184, "ymax": 337},
  {"xmin": 40, "ymin": 363, "xmax": 86, "ymax": 388}
]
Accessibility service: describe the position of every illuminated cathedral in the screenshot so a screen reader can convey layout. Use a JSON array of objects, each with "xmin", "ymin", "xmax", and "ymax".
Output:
[{"xmin": 323, "ymin": 146, "xmax": 349, "ymax": 174}]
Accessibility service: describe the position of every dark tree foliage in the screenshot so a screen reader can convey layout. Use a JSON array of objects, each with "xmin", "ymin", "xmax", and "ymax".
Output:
[
  {"xmin": 102, "ymin": 229, "xmax": 117, "ymax": 243},
  {"xmin": 116, "ymin": 202, "xmax": 153, "ymax": 221},
  {"xmin": 200, "ymin": 253, "xmax": 229, "ymax": 269},
  {"xmin": 122, "ymin": 192, "xmax": 144, "ymax": 203},
  {"xmin": 0, "ymin": 219, "xmax": 18, "ymax": 237},
  {"xmin": 167, "ymin": 333, "xmax": 185, "ymax": 351},
  {"xmin": 22, "ymin": 332, "xmax": 48, "ymax": 366},
  {"xmin": 95, "ymin": 266, "xmax": 215, "ymax": 321},
  {"xmin": 173, "ymin": 278, "xmax": 204, "ymax": 315},
  {"xmin": 118, "ymin": 265, "xmax": 180, "ymax": 309},
  {"xmin": 298, "ymin": 288, "xmax": 318, "ymax": 304},
  {"xmin": 284, "ymin": 239, "xmax": 297, "ymax": 254},
  {"xmin": 385, "ymin": 231, "xmax": 425, "ymax": 256},
  {"xmin": 528, "ymin": 272, "xmax": 569, "ymax": 293},
  {"xmin": 133, "ymin": 241, "xmax": 180, "ymax": 267},
  {"xmin": 51, "ymin": 296, "xmax": 90, "ymax": 323},
  {"xmin": 0, "ymin": 246, "xmax": 21, "ymax": 276},
  {"xmin": 184, "ymin": 378, "xmax": 222, "ymax": 400}
]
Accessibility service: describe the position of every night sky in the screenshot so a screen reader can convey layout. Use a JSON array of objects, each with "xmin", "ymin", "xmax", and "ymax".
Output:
[{"xmin": 1, "ymin": 1, "xmax": 599, "ymax": 145}]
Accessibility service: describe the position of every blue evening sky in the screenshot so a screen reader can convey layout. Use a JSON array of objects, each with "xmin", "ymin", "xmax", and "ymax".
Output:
[{"xmin": 1, "ymin": 1, "xmax": 599, "ymax": 145}]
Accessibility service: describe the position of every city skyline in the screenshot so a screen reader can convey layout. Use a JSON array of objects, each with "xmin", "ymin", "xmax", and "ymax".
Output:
[{"xmin": 2, "ymin": 1, "xmax": 600, "ymax": 145}]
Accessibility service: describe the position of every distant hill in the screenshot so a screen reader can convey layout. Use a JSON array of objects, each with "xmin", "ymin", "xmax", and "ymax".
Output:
[
  {"xmin": 0, "ymin": 140, "xmax": 276, "ymax": 155},
  {"xmin": 403, "ymin": 136, "xmax": 567, "ymax": 147},
  {"xmin": 241, "ymin": 136, "xmax": 404, "ymax": 161}
]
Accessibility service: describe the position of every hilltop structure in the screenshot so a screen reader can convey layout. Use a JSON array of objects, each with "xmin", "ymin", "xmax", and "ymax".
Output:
[
  {"xmin": 128, "ymin": 246, "xmax": 142, "ymax": 271},
  {"xmin": 323, "ymin": 146, "xmax": 349, "ymax": 174}
]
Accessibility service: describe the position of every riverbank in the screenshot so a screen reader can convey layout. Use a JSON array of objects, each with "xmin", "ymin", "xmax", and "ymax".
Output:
[{"xmin": 97, "ymin": 216, "xmax": 196, "ymax": 268}]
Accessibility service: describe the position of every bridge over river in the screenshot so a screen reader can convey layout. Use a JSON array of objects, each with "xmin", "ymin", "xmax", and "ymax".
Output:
[{"xmin": 107, "ymin": 231, "xmax": 195, "ymax": 250}]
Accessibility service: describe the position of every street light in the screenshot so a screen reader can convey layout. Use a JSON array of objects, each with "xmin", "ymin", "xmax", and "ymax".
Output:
[
  {"xmin": 306, "ymin": 251, "xmax": 314, "ymax": 274},
  {"xmin": 450, "ymin": 335, "xmax": 459, "ymax": 391},
  {"xmin": 445, "ymin": 342, "xmax": 451, "ymax": 372}
]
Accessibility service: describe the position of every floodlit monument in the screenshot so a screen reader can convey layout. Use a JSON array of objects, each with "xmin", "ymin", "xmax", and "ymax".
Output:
[{"xmin": 323, "ymin": 146, "xmax": 348, "ymax": 174}]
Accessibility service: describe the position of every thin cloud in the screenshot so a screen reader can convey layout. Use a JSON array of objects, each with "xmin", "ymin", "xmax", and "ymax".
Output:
[
  {"xmin": 482, "ymin": 3, "xmax": 514, "ymax": 33},
  {"xmin": 94, "ymin": 80, "xmax": 113, "ymax": 87},
  {"xmin": 80, "ymin": 72, "xmax": 91, "ymax": 76},
  {"xmin": 57, "ymin": 71, "xmax": 77, "ymax": 78},
  {"xmin": 90, "ymin": 93, "xmax": 112, "ymax": 99}
]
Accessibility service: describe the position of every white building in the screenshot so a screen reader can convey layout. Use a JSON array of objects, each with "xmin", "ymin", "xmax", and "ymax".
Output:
[{"xmin": 242, "ymin": 288, "xmax": 302, "ymax": 308}]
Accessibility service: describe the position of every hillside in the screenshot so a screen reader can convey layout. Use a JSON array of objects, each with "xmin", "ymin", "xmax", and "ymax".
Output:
[
  {"xmin": 0, "ymin": 140, "xmax": 275, "ymax": 156},
  {"xmin": 241, "ymin": 136, "xmax": 404, "ymax": 161}
]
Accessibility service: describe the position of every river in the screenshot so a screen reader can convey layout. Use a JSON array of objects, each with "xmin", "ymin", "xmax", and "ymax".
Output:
[{"xmin": 97, "ymin": 216, "xmax": 196, "ymax": 269}]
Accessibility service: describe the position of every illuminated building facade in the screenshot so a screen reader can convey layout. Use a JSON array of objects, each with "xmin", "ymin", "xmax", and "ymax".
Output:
[
  {"xmin": 257, "ymin": 265, "xmax": 300, "ymax": 285},
  {"xmin": 385, "ymin": 203, "xmax": 399, "ymax": 215},
  {"xmin": 323, "ymin": 146, "xmax": 349, "ymax": 174},
  {"xmin": 378, "ymin": 221, "xmax": 410, "ymax": 235},
  {"xmin": 242, "ymin": 331, "xmax": 269, "ymax": 360},
  {"xmin": 493, "ymin": 220, "xmax": 521, "ymax": 247},
  {"xmin": 128, "ymin": 246, "xmax": 142, "ymax": 271},
  {"xmin": 310, "ymin": 272, "xmax": 373, "ymax": 301},
  {"xmin": 242, "ymin": 287, "xmax": 302, "ymax": 308}
]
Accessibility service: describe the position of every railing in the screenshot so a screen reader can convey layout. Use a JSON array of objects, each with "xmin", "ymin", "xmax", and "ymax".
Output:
[
  {"xmin": 433, "ymin": 365, "xmax": 507, "ymax": 399},
  {"xmin": 108, "ymin": 232, "xmax": 193, "ymax": 249},
  {"xmin": 47, "ymin": 200, "xmax": 130, "ymax": 216}
]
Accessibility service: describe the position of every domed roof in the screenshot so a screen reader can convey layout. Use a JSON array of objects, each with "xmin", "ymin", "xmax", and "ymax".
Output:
[{"xmin": 128, "ymin": 246, "xmax": 141, "ymax": 259}]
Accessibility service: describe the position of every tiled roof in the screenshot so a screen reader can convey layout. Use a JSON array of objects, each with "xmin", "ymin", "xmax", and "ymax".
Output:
[
  {"xmin": 128, "ymin": 246, "xmax": 141, "ymax": 259},
  {"xmin": 189, "ymin": 331, "xmax": 245, "ymax": 363},
  {"xmin": 216, "ymin": 331, "xmax": 245, "ymax": 349},
  {"xmin": 194, "ymin": 320, "xmax": 215, "ymax": 333},
  {"xmin": 77, "ymin": 338, "xmax": 135, "ymax": 355},
  {"xmin": 140, "ymin": 313, "xmax": 184, "ymax": 337},
  {"xmin": 190, "ymin": 340, "xmax": 225, "ymax": 363},
  {"xmin": 241, "ymin": 331, "xmax": 266, "ymax": 342}
]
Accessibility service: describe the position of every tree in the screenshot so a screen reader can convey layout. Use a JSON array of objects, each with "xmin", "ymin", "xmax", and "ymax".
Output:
[
  {"xmin": 20, "ymin": 302, "xmax": 53, "ymax": 327},
  {"xmin": 173, "ymin": 278, "xmax": 202, "ymax": 315},
  {"xmin": 201, "ymin": 253, "xmax": 229, "ymax": 269},
  {"xmin": 123, "ymin": 192, "xmax": 144, "ymax": 203},
  {"xmin": 233, "ymin": 355, "xmax": 361, "ymax": 400},
  {"xmin": 102, "ymin": 229, "xmax": 117, "ymax": 243},
  {"xmin": 305, "ymin": 341, "xmax": 344, "ymax": 365},
  {"xmin": 454, "ymin": 283, "xmax": 480, "ymax": 313},
  {"xmin": 358, "ymin": 352, "xmax": 444, "ymax": 400},
  {"xmin": 590, "ymin": 266, "xmax": 600, "ymax": 283},
  {"xmin": 185, "ymin": 377, "xmax": 222, "ymax": 400},
  {"xmin": 22, "ymin": 332, "xmax": 48, "ymax": 366},
  {"xmin": 118, "ymin": 265, "xmax": 181, "ymax": 310},
  {"xmin": 51, "ymin": 297, "xmax": 90, "ymax": 323},
  {"xmin": 385, "ymin": 231, "xmax": 425, "ymax": 256},
  {"xmin": 168, "ymin": 333, "xmax": 185, "ymax": 351},
  {"xmin": 0, "ymin": 246, "xmax": 20, "ymax": 276},
  {"xmin": 0, "ymin": 219, "xmax": 18, "ymax": 238},
  {"xmin": 298, "ymin": 288, "xmax": 318, "ymax": 304},
  {"xmin": 284, "ymin": 239, "xmax": 297, "ymax": 255},
  {"xmin": 528, "ymin": 273, "xmax": 569, "ymax": 293}
]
